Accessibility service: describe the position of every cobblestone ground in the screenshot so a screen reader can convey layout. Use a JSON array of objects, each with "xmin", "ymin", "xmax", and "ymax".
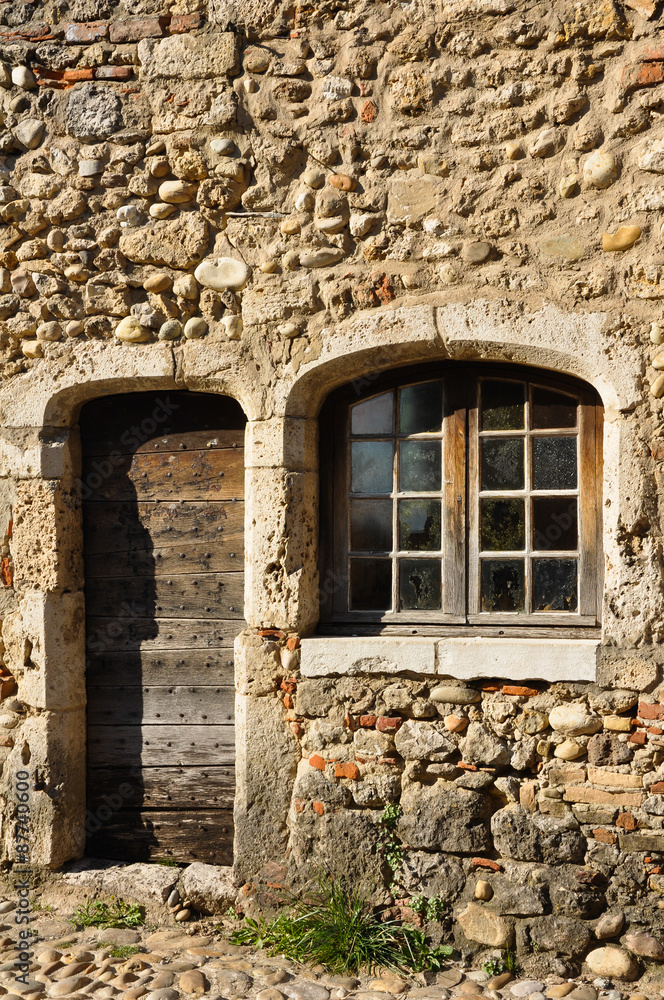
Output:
[{"xmin": 0, "ymin": 910, "xmax": 661, "ymax": 1000}]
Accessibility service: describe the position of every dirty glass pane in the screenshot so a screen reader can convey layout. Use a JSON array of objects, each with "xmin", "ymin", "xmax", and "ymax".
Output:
[
  {"xmin": 532, "ymin": 497, "xmax": 578, "ymax": 551},
  {"xmin": 399, "ymin": 441, "xmax": 441, "ymax": 491},
  {"xmin": 481, "ymin": 498, "xmax": 525, "ymax": 551},
  {"xmin": 533, "ymin": 437, "xmax": 577, "ymax": 490},
  {"xmin": 350, "ymin": 499, "xmax": 393, "ymax": 551},
  {"xmin": 398, "ymin": 499, "xmax": 441, "ymax": 551},
  {"xmin": 399, "ymin": 558, "xmax": 441, "ymax": 610},
  {"xmin": 481, "ymin": 559, "xmax": 525, "ymax": 612},
  {"xmin": 481, "ymin": 437, "xmax": 524, "ymax": 491},
  {"xmin": 399, "ymin": 381, "xmax": 443, "ymax": 435},
  {"xmin": 350, "ymin": 558, "xmax": 392, "ymax": 610},
  {"xmin": 481, "ymin": 380, "xmax": 525, "ymax": 431},
  {"xmin": 351, "ymin": 391, "xmax": 394, "ymax": 435},
  {"xmin": 532, "ymin": 387, "xmax": 577, "ymax": 429},
  {"xmin": 533, "ymin": 558, "xmax": 578, "ymax": 611},
  {"xmin": 351, "ymin": 441, "xmax": 394, "ymax": 494}
]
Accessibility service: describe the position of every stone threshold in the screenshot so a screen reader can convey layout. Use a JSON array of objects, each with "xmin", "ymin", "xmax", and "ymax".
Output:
[{"xmin": 300, "ymin": 636, "xmax": 599, "ymax": 682}]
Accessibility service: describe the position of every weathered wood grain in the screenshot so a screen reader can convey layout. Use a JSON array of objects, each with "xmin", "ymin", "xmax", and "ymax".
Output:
[
  {"xmin": 83, "ymin": 501, "xmax": 244, "ymax": 555},
  {"xmin": 86, "ymin": 650, "xmax": 235, "ymax": 687},
  {"xmin": 86, "ymin": 684, "xmax": 235, "ymax": 726},
  {"xmin": 85, "ymin": 573, "xmax": 244, "ymax": 619},
  {"xmin": 85, "ymin": 617, "xmax": 241, "ymax": 652},
  {"xmin": 88, "ymin": 766, "xmax": 235, "ymax": 810},
  {"xmin": 87, "ymin": 724, "xmax": 234, "ymax": 767},
  {"xmin": 85, "ymin": 540, "xmax": 242, "ymax": 578},
  {"xmin": 82, "ymin": 448, "xmax": 244, "ymax": 502},
  {"xmin": 85, "ymin": 809, "xmax": 234, "ymax": 864}
]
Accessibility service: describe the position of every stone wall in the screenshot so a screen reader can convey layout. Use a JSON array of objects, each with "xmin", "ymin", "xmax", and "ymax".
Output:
[{"xmin": 0, "ymin": 0, "xmax": 663, "ymax": 978}]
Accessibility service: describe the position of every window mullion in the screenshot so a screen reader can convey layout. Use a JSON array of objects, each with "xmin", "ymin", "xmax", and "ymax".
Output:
[{"xmin": 444, "ymin": 374, "xmax": 468, "ymax": 619}]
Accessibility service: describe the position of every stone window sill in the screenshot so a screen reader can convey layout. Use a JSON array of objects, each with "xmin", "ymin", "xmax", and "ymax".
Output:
[{"xmin": 300, "ymin": 636, "xmax": 599, "ymax": 682}]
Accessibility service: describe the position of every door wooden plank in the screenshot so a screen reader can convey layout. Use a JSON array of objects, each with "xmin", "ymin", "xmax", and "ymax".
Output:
[
  {"xmin": 85, "ymin": 573, "xmax": 244, "ymax": 620},
  {"xmin": 87, "ymin": 724, "xmax": 234, "ymax": 767},
  {"xmin": 85, "ymin": 617, "xmax": 241, "ymax": 652},
  {"xmin": 88, "ymin": 766, "xmax": 235, "ymax": 811},
  {"xmin": 82, "ymin": 449, "xmax": 244, "ymax": 501},
  {"xmin": 83, "ymin": 501, "xmax": 244, "ymax": 555},
  {"xmin": 81, "ymin": 390, "xmax": 245, "ymax": 456},
  {"xmin": 86, "ymin": 685, "xmax": 235, "ymax": 726},
  {"xmin": 86, "ymin": 429, "xmax": 244, "ymax": 457},
  {"xmin": 87, "ymin": 650, "xmax": 235, "ymax": 687},
  {"xmin": 85, "ymin": 810, "xmax": 233, "ymax": 864},
  {"xmin": 85, "ymin": 541, "xmax": 242, "ymax": 578}
]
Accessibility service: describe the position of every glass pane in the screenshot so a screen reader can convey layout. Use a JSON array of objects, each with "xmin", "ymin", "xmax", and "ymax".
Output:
[
  {"xmin": 532, "ymin": 497, "xmax": 578, "ymax": 551},
  {"xmin": 351, "ymin": 441, "xmax": 394, "ymax": 493},
  {"xmin": 533, "ymin": 437, "xmax": 577, "ymax": 490},
  {"xmin": 481, "ymin": 559, "xmax": 525, "ymax": 612},
  {"xmin": 532, "ymin": 387, "xmax": 577, "ymax": 429},
  {"xmin": 481, "ymin": 498, "xmax": 525, "ymax": 551},
  {"xmin": 533, "ymin": 558, "xmax": 578, "ymax": 611},
  {"xmin": 399, "ymin": 558, "xmax": 441, "ymax": 610},
  {"xmin": 399, "ymin": 381, "xmax": 443, "ymax": 435},
  {"xmin": 399, "ymin": 441, "xmax": 441, "ymax": 491},
  {"xmin": 481, "ymin": 438, "xmax": 524, "ymax": 491},
  {"xmin": 351, "ymin": 391, "xmax": 394, "ymax": 435},
  {"xmin": 481, "ymin": 381, "xmax": 525, "ymax": 430},
  {"xmin": 398, "ymin": 499, "xmax": 441, "ymax": 551},
  {"xmin": 350, "ymin": 558, "xmax": 392, "ymax": 610},
  {"xmin": 351, "ymin": 499, "xmax": 393, "ymax": 551}
]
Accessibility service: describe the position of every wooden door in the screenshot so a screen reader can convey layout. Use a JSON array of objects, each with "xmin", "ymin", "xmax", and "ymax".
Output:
[{"xmin": 81, "ymin": 391, "xmax": 245, "ymax": 864}]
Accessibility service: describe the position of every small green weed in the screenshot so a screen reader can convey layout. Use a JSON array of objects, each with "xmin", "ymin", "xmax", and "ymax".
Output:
[
  {"xmin": 409, "ymin": 894, "xmax": 447, "ymax": 923},
  {"xmin": 156, "ymin": 858, "xmax": 181, "ymax": 868},
  {"xmin": 55, "ymin": 940, "xmax": 75, "ymax": 949},
  {"xmin": 72, "ymin": 896, "xmax": 144, "ymax": 930},
  {"xmin": 107, "ymin": 944, "xmax": 141, "ymax": 960},
  {"xmin": 230, "ymin": 872, "xmax": 452, "ymax": 974},
  {"xmin": 379, "ymin": 804, "xmax": 403, "ymax": 888},
  {"xmin": 481, "ymin": 948, "xmax": 521, "ymax": 977}
]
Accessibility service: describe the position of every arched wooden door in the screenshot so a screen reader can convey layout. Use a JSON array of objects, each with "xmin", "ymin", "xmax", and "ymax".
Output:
[{"xmin": 81, "ymin": 391, "xmax": 245, "ymax": 864}]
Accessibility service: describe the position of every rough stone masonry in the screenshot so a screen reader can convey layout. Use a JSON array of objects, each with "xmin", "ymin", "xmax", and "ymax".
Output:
[{"xmin": 3, "ymin": 0, "xmax": 664, "ymax": 981}]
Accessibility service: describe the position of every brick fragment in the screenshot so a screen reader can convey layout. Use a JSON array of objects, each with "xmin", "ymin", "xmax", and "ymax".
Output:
[
  {"xmin": 286, "ymin": 635, "xmax": 300, "ymax": 651},
  {"xmin": 630, "ymin": 731, "xmax": 647, "ymax": 744},
  {"xmin": 0, "ymin": 556, "xmax": 12, "ymax": 587},
  {"xmin": 649, "ymin": 726, "xmax": 664, "ymax": 735},
  {"xmin": 502, "ymin": 684, "xmax": 539, "ymax": 696},
  {"xmin": 458, "ymin": 761, "xmax": 478, "ymax": 771},
  {"xmin": 617, "ymin": 811, "xmax": 637, "ymax": 830},
  {"xmin": 280, "ymin": 677, "xmax": 297, "ymax": 694},
  {"xmin": 481, "ymin": 683, "xmax": 500, "ymax": 692},
  {"xmin": 593, "ymin": 828, "xmax": 617, "ymax": 844},
  {"xmin": 376, "ymin": 716, "xmax": 403, "ymax": 733},
  {"xmin": 359, "ymin": 714, "xmax": 377, "ymax": 728},
  {"xmin": 312, "ymin": 801, "xmax": 324, "ymax": 815},
  {"xmin": 63, "ymin": 20, "xmax": 108, "ymax": 42},
  {"xmin": 361, "ymin": 99, "xmax": 377, "ymax": 122},
  {"xmin": 289, "ymin": 722, "xmax": 303, "ymax": 737},
  {"xmin": 620, "ymin": 60, "xmax": 664, "ymax": 93},
  {"xmin": 0, "ymin": 677, "xmax": 16, "ymax": 701},
  {"xmin": 650, "ymin": 781, "xmax": 664, "ymax": 794},
  {"xmin": 34, "ymin": 66, "xmax": 94, "ymax": 83},
  {"xmin": 95, "ymin": 66, "xmax": 133, "ymax": 80},
  {"xmin": 639, "ymin": 702, "xmax": 664, "ymax": 720},
  {"xmin": 309, "ymin": 754, "xmax": 326, "ymax": 771},
  {"xmin": 109, "ymin": 14, "xmax": 168, "ymax": 41},
  {"xmin": 169, "ymin": 12, "xmax": 204, "ymax": 32},
  {"xmin": 335, "ymin": 761, "xmax": 360, "ymax": 780},
  {"xmin": 472, "ymin": 858, "xmax": 501, "ymax": 871}
]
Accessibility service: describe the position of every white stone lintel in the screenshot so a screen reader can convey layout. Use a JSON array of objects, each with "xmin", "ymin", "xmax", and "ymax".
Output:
[{"xmin": 301, "ymin": 636, "xmax": 599, "ymax": 681}]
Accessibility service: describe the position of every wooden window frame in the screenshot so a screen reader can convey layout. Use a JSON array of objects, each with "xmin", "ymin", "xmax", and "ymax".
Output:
[{"xmin": 319, "ymin": 362, "xmax": 602, "ymax": 639}]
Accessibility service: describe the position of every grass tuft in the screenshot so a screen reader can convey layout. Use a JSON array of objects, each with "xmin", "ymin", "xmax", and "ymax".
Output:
[
  {"xmin": 107, "ymin": 944, "xmax": 141, "ymax": 960},
  {"xmin": 72, "ymin": 896, "xmax": 144, "ymax": 930},
  {"xmin": 230, "ymin": 872, "xmax": 453, "ymax": 974}
]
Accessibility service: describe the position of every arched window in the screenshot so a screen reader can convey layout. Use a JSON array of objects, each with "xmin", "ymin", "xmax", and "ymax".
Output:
[{"xmin": 319, "ymin": 364, "xmax": 602, "ymax": 633}]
